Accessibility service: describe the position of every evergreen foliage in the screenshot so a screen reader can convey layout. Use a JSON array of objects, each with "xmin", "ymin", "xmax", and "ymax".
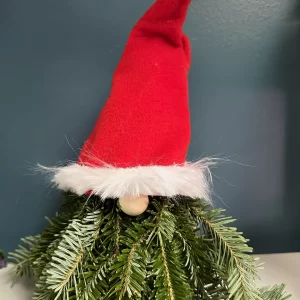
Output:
[{"xmin": 9, "ymin": 193, "xmax": 291, "ymax": 300}]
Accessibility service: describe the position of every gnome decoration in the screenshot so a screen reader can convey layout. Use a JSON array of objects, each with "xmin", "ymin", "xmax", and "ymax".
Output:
[{"xmin": 10, "ymin": 1, "xmax": 289, "ymax": 299}]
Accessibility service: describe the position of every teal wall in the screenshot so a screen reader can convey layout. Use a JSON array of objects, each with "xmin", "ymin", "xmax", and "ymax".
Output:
[{"xmin": 0, "ymin": 0, "xmax": 299, "ymax": 254}]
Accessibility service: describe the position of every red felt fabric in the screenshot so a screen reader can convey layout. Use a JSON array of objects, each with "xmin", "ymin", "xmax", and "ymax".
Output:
[{"xmin": 79, "ymin": 0, "xmax": 192, "ymax": 168}]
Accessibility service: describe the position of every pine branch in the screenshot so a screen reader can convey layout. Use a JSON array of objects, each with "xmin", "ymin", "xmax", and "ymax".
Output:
[
  {"xmin": 78, "ymin": 254, "xmax": 110, "ymax": 300},
  {"xmin": 156, "ymin": 235, "xmax": 176, "ymax": 300},
  {"xmin": 59, "ymin": 192, "xmax": 87, "ymax": 213},
  {"xmin": 33, "ymin": 278, "xmax": 56, "ymax": 300},
  {"xmin": 31, "ymin": 213, "xmax": 75, "ymax": 277},
  {"xmin": 10, "ymin": 195, "xmax": 291, "ymax": 300},
  {"xmin": 192, "ymin": 203, "xmax": 261, "ymax": 300},
  {"xmin": 150, "ymin": 201, "xmax": 192, "ymax": 300},
  {"xmin": 172, "ymin": 200, "xmax": 229, "ymax": 299},
  {"xmin": 175, "ymin": 229, "xmax": 229, "ymax": 299},
  {"xmin": 33, "ymin": 210, "xmax": 103, "ymax": 300},
  {"xmin": 108, "ymin": 221, "xmax": 149, "ymax": 299},
  {"xmin": 101, "ymin": 206, "xmax": 121, "ymax": 256},
  {"xmin": 112, "ymin": 210, "xmax": 121, "ymax": 257},
  {"xmin": 153, "ymin": 232, "xmax": 193, "ymax": 300},
  {"xmin": 15, "ymin": 194, "xmax": 93, "ymax": 280},
  {"xmin": 146, "ymin": 200, "xmax": 176, "ymax": 245},
  {"xmin": 202, "ymin": 283, "xmax": 229, "ymax": 300},
  {"xmin": 9, "ymin": 235, "xmax": 40, "ymax": 280},
  {"xmin": 77, "ymin": 203, "xmax": 122, "ymax": 300},
  {"xmin": 173, "ymin": 202, "xmax": 209, "ymax": 293},
  {"xmin": 259, "ymin": 284, "xmax": 291, "ymax": 300}
]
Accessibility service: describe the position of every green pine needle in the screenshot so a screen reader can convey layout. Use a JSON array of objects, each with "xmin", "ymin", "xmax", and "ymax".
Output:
[
  {"xmin": 78, "ymin": 255, "xmax": 110, "ymax": 300},
  {"xmin": 192, "ymin": 202, "xmax": 262, "ymax": 300},
  {"xmin": 259, "ymin": 284, "xmax": 291, "ymax": 300},
  {"xmin": 9, "ymin": 194, "xmax": 290, "ymax": 300},
  {"xmin": 33, "ymin": 210, "xmax": 103, "ymax": 300},
  {"xmin": 9, "ymin": 235, "xmax": 40, "ymax": 280},
  {"xmin": 108, "ymin": 224, "xmax": 148, "ymax": 299}
]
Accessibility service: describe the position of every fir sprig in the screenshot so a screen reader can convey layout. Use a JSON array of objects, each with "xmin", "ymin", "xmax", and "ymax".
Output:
[
  {"xmin": 78, "ymin": 254, "xmax": 110, "ymax": 300},
  {"xmin": 32, "ymin": 213, "xmax": 76, "ymax": 277},
  {"xmin": 259, "ymin": 284, "xmax": 291, "ymax": 300},
  {"xmin": 101, "ymin": 207, "xmax": 121, "ymax": 257},
  {"xmin": 33, "ymin": 210, "xmax": 103, "ymax": 300},
  {"xmin": 9, "ymin": 194, "xmax": 291, "ymax": 300},
  {"xmin": 9, "ymin": 235, "xmax": 40, "ymax": 280},
  {"xmin": 190, "ymin": 202, "xmax": 262, "ymax": 300},
  {"xmin": 108, "ymin": 222, "xmax": 148, "ymax": 299}
]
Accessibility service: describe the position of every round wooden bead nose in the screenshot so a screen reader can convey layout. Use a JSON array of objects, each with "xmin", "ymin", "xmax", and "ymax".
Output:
[{"xmin": 119, "ymin": 195, "xmax": 149, "ymax": 216}]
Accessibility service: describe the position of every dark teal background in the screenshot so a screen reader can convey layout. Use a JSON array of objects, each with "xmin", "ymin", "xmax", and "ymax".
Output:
[{"xmin": 1, "ymin": 0, "xmax": 299, "ymax": 254}]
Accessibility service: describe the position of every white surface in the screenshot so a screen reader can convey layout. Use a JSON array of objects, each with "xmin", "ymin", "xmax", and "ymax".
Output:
[
  {"xmin": 257, "ymin": 253, "xmax": 300, "ymax": 298},
  {"xmin": 0, "ymin": 253, "xmax": 299, "ymax": 299},
  {"xmin": 0, "ymin": 266, "xmax": 34, "ymax": 300}
]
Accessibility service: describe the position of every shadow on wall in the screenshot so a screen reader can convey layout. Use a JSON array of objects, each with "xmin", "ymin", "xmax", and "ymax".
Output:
[{"xmin": 279, "ymin": 0, "xmax": 300, "ymax": 251}]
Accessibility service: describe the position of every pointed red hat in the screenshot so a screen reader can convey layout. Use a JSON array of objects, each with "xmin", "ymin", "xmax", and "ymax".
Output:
[{"xmin": 50, "ymin": 0, "xmax": 212, "ymax": 200}]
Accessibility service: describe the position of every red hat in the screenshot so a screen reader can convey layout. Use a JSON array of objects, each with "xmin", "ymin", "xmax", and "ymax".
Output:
[{"xmin": 49, "ymin": 0, "xmax": 212, "ymax": 201}]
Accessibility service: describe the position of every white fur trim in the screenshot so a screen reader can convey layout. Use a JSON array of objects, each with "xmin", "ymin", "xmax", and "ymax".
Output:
[{"xmin": 40, "ymin": 159, "xmax": 215, "ymax": 202}]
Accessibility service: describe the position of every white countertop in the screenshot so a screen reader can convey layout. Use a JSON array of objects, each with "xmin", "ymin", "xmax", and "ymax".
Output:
[
  {"xmin": 257, "ymin": 253, "xmax": 299, "ymax": 298},
  {"xmin": 1, "ymin": 253, "xmax": 299, "ymax": 299}
]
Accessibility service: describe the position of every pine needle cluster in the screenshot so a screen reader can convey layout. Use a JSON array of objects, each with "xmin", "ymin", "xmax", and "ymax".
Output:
[{"xmin": 9, "ymin": 193, "xmax": 291, "ymax": 300}]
